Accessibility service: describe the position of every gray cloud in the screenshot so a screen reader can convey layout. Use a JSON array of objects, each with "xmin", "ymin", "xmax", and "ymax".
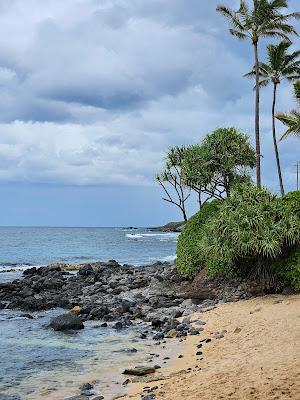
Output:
[{"xmin": 0, "ymin": 0, "xmax": 298, "ymax": 191}]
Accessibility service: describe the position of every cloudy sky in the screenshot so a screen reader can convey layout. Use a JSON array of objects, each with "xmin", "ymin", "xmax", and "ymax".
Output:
[{"xmin": 0, "ymin": 0, "xmax": 299, "ymax": 226}]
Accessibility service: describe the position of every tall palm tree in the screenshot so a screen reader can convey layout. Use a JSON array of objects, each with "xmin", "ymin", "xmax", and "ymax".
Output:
[
  {"xmin": 245, "ymin": 41, "xmax": 300, "ymax": 196},
  {"xmin": 277, "ymin": 80, "xmax": 300, "ymax": 139},
  {"xmin": 217, "ymin": 0, "xmax": 300, "ymax": 188}
]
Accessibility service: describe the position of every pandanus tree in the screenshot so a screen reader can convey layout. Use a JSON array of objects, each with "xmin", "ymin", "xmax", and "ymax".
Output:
[
  {"xmin": 277, "ymin": 80, "xmax": 300, "ymax": 139},
  {"xmin": 245, "ymin": 41, "xmax": 300, "ymax": 196},
  {"xmin": 217, "ymin": 0, "xmax": 300, "ymax": 188}
]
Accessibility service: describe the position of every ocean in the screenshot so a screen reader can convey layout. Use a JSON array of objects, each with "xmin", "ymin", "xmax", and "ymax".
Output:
[{"xmin": 0, "ymin": 227, "xmax": 179, "ymax": 399}]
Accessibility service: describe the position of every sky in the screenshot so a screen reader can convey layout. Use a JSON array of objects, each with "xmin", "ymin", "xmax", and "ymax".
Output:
[{"xmin": 0, "ymin": 0, "xmax": 299, "ymax": 227}]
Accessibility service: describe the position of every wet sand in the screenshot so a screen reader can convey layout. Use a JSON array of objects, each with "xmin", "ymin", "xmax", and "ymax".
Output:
[{"xmin": 124, "ymin": 294, "xmax": 300, "ymax": 400}]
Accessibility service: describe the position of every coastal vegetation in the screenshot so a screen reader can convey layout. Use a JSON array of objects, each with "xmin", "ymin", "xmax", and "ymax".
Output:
[
  {"xmin": 176, "ymin": 200, "xmax": 221, "ymax": 277},
  {"xmin": 158, "ymin": 0, "xmax": 300, "ymax": 291},
  {"xmin": 177, "ymin": 187, "xmax": 300, "ymax": 289},
  {"xmin": 277, "ymin": 80, "xmax": 300, "ymax": 139},
  {"xmin": 157, "ymin": 127, "xmax": 255, "ymax": 218}
]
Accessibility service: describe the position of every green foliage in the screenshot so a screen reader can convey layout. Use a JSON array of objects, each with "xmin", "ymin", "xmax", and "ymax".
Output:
[
  {"xmin": 277, "ymin": 81, "xmax": 300, "ymax": 139},
  {"xmin": 176, "ymin": 200, "xmax": 221, "ymax": 277},
  {"xmin": 182, "ymin": 127, "xmax": 255, "ymax": 199},
  {"xmin": 282, "ymin": 190, "xmax": 300, "ymax": 217},
  {"xmin": 200, "ymin": 185, "xmax": 300, "ymax": 279},
  {"xmin": 275, "ymin": 246, "xmax": 300, "ymax": 290}
]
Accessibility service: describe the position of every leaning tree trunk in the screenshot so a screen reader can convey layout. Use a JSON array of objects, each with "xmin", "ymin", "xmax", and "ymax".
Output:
[
  {"xmin": 181, "ymin": 206, "xmax": 188, "ymax": 223},
  {"xmin": 272, "ymin": 83, "xmax": 285, "ymax": 196},
  {"xmin": 254, "ymin": 41, "xmax": 262, "ymax": 188}
]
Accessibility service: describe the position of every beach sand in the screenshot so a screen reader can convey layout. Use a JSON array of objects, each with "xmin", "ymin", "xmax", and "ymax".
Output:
[{"xmin": 124, "ymin": 294, "xmax": 300, "ymax": 400}]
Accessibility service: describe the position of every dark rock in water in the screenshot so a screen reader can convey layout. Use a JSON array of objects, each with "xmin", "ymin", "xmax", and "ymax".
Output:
[
  {"xmin": 123, "ymin": 366, "xmax": 156, "ymax": 376},
  {"xmin": 21, "ymin": 313, "xmax": 34, "ymax": 319},
  {"xmin": 125, "ymin": 348, "xmax": 138, "ymax": 353},
  {"xmin": 0, "ymin": 394, "xmax": 21, "ymax": 400},
  {"xmin": 79, "ymin": 383, "xmax": 94, "ymax": 391},
  {"xmin": 49, "ymin": 313, "xmax": 84, "ymax": 331},
  {"xmin": 64, "ymin": 396, "xmax": 90, "ymax": 400},
  {"xmin": 91, "ymin": 396, "xmax": 104, "ymax": 400},
  {"xmin": 112, "ymin": 321, "xmax": 123, "ymax": 329}
]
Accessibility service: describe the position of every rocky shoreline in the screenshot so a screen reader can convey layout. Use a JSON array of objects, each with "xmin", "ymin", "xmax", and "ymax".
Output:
[
  {"xmin": 0, "ymin": 261, "xmax": 265, "ymax": 324},
  {"xmin": 0, "ymin": 261, "xmax": 269, "ymax": 400}
]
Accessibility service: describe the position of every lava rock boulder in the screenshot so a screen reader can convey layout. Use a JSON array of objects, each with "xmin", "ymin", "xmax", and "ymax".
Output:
[{"xmin": 49, "ymin": 312, "xmax": 84, "ymax": 331}]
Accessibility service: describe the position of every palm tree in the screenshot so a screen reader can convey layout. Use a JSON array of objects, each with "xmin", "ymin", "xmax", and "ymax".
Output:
[
  {"xmin": 245, "ymin": 41, "xmax": 300, "ymax": 196},
  {"xmin": 217, "ymin": 0, "xmax": 300, "ymax": 188},
  {"xmin": 277, "ymin": 80, "xmax": 300, "ymax": 139}
]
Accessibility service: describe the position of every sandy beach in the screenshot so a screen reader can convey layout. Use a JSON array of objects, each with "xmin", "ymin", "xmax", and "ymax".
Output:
[{"xmin": 124, "ymin": 294, "xmax": 300, "ymax": 400}]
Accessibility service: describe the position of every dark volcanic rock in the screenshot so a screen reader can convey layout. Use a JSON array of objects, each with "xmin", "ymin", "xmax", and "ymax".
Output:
[
  {"xmin": 123, "ymin": 366, "xmax": 156, "ymax": 376},
  {"xmin": 79, "ymin": 382, "xmax": 94, "ymax": 391},
  {"xmin": 79, "ymin": 264, "xmax": 94, "ymax": 277},
  {"xmin": 49, "ymin": 313, "xmax": 84, "ymax": 331}
]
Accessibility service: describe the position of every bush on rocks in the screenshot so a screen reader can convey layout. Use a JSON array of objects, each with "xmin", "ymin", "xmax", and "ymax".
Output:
[
  {"xmin": 176, "ymin": 200, "xmax": 221, "ymax": 277},
  {"xmin": 199, "ymin": 185, "xmax": 300, "ymax": 288},
  {"xmin": 176, "ymin": 185, "xmax": 300, "ymax": 289}
]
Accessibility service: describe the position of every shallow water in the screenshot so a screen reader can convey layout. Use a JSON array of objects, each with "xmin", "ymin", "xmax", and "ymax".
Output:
[
  {"xmin": 0, "ymin": 227, "xmax": 179, "ymax": 399},
  {"xmin": 0, "ymin": 308, "xmax": 166, "ymax": 399}
]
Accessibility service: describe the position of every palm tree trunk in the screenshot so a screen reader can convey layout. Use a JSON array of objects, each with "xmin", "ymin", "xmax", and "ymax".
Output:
[
  {"xmin": 254, "ymin": 42, "xmax": 261, "ymax": 188},
  {"xmin": 272, "ymin": 83, "xmax": 285, "ymax": 196}
]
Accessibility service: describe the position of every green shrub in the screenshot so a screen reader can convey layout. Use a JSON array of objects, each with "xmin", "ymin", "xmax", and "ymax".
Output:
[
  {"xmin": 282, "ymin": 190, "xmax": 300, "ymax": 218},
  {"xmin": 200, "ymin": 185, "xmax": 300, "ymax": 284},
  {"xmin": 275, "ymin": 246, "xmax": 300, "ymax": 291},
  {"xmin": 176, "ymin": 200, "xmax": 221, "ymax": 277}
]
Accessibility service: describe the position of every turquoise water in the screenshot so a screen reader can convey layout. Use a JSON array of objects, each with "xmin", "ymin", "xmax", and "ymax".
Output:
[{"xmin": 0, "ymin": 227, "xmax": 178, "ymax": 399}]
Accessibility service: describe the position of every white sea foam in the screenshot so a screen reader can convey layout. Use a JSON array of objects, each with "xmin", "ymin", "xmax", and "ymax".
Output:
[
  {"xmin": 160, "ymin": 255, "xmax": 176, "ymax": 262},
  {"xmin": 126, "ymin": 232, "xmax": 179, "ymax": 240},
  {"xmin": 126, "ymin": 234, "xmax": 144, "ymax": 239}
]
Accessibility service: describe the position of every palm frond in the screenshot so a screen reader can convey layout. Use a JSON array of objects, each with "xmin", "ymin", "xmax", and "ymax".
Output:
[
  {"xmin": 270, "ymin": 0, "xmax": 288, "ymax": 9},
  {"xmin": 216, "ymin": 5, "xmax": 245, "ymax": 31},
  {"xmin": 229, "ymin": 29, "xmax": 248, "ymax": 39},
  {"xmin": 277, "ymin": 111, "xmax": 300, "ymax": 139}
]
